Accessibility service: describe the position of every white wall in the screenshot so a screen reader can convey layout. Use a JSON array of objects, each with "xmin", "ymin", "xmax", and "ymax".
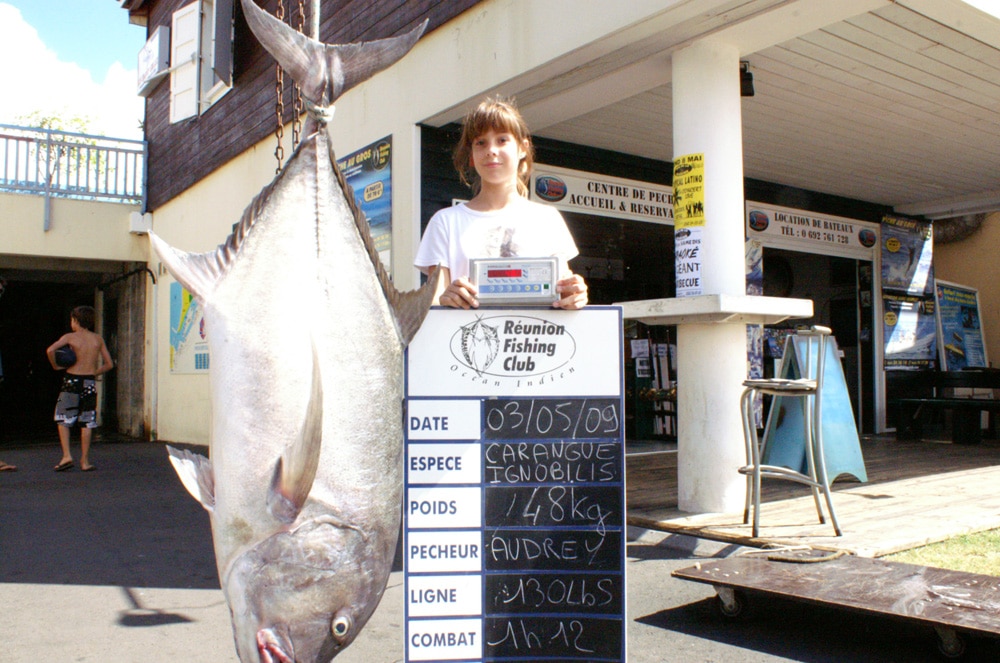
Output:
[
  {"xmin": 148, "ymin": 0, "xmax": 687, "ymax": 443},
  {"xmin": 0, "ymin": 192, "xmax": 145, "ymax": 262}
]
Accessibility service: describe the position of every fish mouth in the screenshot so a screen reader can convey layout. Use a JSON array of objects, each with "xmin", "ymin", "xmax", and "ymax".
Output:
[{"xmin": 257, "ymin": 628, "xmax": 293, "ymax": 663}]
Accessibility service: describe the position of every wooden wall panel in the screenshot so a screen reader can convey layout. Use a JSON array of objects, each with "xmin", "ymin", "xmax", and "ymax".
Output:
[{"xmin": 142, "ymin": 0, "xmax": 482, "ymax": 211}]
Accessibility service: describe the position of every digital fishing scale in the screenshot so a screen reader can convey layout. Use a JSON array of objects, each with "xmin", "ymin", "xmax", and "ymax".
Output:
[{"xmin": 469, "ymin": 257, "xmax": 560, "ymax": 306}]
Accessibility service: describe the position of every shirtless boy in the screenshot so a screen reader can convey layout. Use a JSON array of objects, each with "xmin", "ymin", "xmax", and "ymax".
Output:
[{"xmin": 46, "ymin": 305, "xmax": 114, "ymax": 472}]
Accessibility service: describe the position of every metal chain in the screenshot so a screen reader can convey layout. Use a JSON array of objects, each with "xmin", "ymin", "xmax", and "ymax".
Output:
[
  {"xmin": 291, "ymin": 0, "xmax": 306, "ymax": 146},
  {"xmin": 273, "ymin": 0, "xmax": 286, "ymax": 173}
]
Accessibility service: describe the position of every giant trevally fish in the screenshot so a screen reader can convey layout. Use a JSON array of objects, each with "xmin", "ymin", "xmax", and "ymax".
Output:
[{"xmin": 150, "ymin": 1, "xmax": 440, "ymax": 660}]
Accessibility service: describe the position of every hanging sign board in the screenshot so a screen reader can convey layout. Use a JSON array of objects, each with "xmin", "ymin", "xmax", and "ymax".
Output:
[
  {"xmin": 530, "ymin": 164, "xmax": 674, "ymax": 225},
  {"xmin": 404, "ymin": 307, "xmax": 626, "ymax": 662},
  {"xmin": 935, "ymin": 280, "xmax": 988, "ymax": 371},
  {"xmin": 745, "ymin": 202, "xmax": 879, "ymax": 261}
]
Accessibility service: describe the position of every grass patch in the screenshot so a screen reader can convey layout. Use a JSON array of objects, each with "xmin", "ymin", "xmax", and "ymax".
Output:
[{"xmin": 885, "ymin": 528, "xmax": 1000, "ymax": 576}]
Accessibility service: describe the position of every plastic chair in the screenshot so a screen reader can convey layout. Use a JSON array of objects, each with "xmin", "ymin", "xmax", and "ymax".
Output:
[{"xmin": 739, "ymin": 325, "xmax": 842, "ymax": 537}]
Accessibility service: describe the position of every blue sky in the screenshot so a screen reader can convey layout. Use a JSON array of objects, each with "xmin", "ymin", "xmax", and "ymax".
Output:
[
  {"xmin": 0, "ymin": 1, "xmax": 145, "ymax": 137},
  {"xmin": 7, "ymin": 0, "xmax": 145, "ymax": 83}
]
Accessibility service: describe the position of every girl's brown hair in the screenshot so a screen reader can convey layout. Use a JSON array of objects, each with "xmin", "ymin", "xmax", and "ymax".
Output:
[{"xmin": 453, "ymin": 97, "xmax": 535, "ymax": 197}]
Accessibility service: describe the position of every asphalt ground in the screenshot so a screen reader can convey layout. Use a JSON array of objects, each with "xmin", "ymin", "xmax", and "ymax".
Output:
[{"xmin": 2, "ymin": 438, "xmax": 999, "ymax": 662}]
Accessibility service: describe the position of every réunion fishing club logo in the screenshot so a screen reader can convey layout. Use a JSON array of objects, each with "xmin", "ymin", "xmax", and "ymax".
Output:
[{"xmin": 449, "ymin": 314, "xmax": 577, "ymax": 379}]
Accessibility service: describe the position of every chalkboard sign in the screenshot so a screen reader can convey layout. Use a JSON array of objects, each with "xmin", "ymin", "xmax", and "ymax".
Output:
[{"xmin": 404, "ymin": 307, "xmax": 626, "ymax": 662}]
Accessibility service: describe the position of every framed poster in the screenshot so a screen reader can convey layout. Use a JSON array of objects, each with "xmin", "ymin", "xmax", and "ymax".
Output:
[{"xmin": 935, "ymin": 280, "xmax": 988, "ymax": 371}]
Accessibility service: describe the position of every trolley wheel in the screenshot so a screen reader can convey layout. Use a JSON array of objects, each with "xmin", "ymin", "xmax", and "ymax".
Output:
[
  {"xmin": 935, "ymin": 626, "xmax": 966, "ymax": 659},
  {"xmin": 714, "ymin": 586, "xmax": 747, "ymax": 619}
]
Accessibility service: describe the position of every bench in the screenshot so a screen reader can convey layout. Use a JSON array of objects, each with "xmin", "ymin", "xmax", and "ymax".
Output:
[{"xmin": 892, "ymin": 369, "xmax": 1000, "ymax": 444}]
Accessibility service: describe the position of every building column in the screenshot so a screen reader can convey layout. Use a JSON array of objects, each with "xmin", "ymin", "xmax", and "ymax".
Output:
[{"xmin": 672, "ymin": 39, "xmax": 748, "ymax": 513}]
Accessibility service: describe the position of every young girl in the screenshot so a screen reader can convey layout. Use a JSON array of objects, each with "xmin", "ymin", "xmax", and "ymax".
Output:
[{"xmin": 414, "ymin": 97, "xmax": 588, "ymax": 310}]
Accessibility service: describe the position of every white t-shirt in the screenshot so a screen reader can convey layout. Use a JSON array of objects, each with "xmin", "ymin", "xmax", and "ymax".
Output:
[{"xmin": 414, "ymin": 199, "xmax": 579, "ymax": 281}]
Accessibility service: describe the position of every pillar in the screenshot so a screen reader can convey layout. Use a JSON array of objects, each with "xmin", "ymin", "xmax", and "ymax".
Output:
[{"xmin": 672, "ymin": 39, "xmax": 748, "ymax": 513}]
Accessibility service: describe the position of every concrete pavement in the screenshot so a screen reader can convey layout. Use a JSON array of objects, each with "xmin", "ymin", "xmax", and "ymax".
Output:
[{"xmin": 2, "ymin": 438, "xmax": 997, "ymax": 662}]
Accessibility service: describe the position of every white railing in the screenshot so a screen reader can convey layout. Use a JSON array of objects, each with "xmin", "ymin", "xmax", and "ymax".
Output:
[{"xmin": 0, "ymin": 124, "xmax": 146, "ymax": 220}]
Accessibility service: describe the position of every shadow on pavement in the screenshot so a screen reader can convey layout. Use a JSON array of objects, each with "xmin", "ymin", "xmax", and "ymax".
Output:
[{"xmin": 0, "ymin": 438, "xmax": 220, "ymax": 590}]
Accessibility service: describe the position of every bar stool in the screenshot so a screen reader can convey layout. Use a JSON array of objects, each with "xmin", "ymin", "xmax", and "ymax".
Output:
[{"xmin": 739, "ymin": 325, "xmax": 842, "ymax": 537}]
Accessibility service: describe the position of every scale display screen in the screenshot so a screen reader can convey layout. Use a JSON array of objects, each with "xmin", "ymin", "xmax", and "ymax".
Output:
[{"xmin": 470, "ymin": 257, "xmax": 559, "ymax": 306}]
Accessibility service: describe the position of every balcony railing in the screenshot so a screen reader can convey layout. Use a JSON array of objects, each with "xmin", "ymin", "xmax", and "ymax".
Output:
[{"xmin": 0, "ymin": 124, "xmax": 146, "ymax": 227}]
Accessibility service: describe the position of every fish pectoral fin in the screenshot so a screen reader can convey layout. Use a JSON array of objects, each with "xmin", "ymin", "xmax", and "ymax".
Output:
[
  {"xmin": 390, "ymin": 262, "xmax": 445, "ymax": 346},
  {"xmin": 149, "ymin": 232, "xmax": 224, "ymax": 302},
  {"xmin": 267, "ymin": 341, "xmax": 324, "ymax": 524},
  {"xmin": 166, "ymin": 445, "xmax": 216, "ymax": 512}
]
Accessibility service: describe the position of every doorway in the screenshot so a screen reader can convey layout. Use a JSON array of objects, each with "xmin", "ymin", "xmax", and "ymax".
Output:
[
  {"xmin": 0, "ymin": 281, "xmax": 94, "ymax": 444},
  {"xmin": 762, "ymin": 248, "xmax": 875, "ymax": 433}
]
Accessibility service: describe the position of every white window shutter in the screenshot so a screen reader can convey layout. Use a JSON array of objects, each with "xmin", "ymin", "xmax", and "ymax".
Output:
[{"xmin": 170, "ymin": 3, "xmax": 200, "ymax": 123}]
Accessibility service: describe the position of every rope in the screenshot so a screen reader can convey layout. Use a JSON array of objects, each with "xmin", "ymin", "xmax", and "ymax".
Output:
[{"xmin": 738, "ymin": 544, "xmax": 849, "ymax": 563}]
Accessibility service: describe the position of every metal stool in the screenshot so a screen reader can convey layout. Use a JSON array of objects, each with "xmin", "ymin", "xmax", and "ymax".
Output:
[{"xmin": 739, "ymin": 325, "xmax": 842, "ymax": 537}]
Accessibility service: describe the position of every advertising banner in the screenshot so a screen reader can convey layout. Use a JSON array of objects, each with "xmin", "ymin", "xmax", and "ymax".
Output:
[
  {"xmin": 883, "ymin": 293, "xmax": 937, "ymax": 370},
  {"xmin": 337, "ymin": 136, "xmax": 393, "ymax": 270},
  {"xmin": 935, "ymin": 280, "xmax": 988, "ymax": 371},
  {"xmin": 881, "ymin": 215, "xmax": 934, "ymax": 297}
]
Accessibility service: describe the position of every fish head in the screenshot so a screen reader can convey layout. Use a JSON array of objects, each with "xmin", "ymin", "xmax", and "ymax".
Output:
[{"xmin": 225, "ymin": 517, "xmax": 388, "ymax": 662}]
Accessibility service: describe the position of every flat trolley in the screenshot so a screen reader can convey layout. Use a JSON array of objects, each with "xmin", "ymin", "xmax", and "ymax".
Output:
[{"xmin": 673, "ymin": 549, "xmax": 1000, "ymax": 659}]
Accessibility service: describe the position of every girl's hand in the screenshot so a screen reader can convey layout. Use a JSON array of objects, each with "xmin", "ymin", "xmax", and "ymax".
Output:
[
  {"xmin": 553, "ymin": 273, "xmax": 588, "ymax": 310},
  {"xmin": 440, "ymin": 277, "xmax": 479, "ymax": 309}
]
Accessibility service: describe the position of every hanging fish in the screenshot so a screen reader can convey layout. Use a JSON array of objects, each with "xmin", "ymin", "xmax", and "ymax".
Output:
[{"xmin": 150, "ymin": 1, "xmax": 440, "ymax": 660}]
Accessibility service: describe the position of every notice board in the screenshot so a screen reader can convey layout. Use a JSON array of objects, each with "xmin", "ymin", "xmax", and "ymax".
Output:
[{"xmin": 404, "ymin": 306, "xmax": 626, "ymax": 662}]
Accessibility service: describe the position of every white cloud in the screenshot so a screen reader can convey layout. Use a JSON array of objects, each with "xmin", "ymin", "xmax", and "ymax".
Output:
[{"xmin": 0, "ymin": 4, "xmax": 144, "ymax": 139}]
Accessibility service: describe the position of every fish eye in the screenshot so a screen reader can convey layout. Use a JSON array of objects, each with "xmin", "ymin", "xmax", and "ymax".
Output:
[{"xmin": 331, "ymin": 612, "xmax": 353, "ymax": 642}]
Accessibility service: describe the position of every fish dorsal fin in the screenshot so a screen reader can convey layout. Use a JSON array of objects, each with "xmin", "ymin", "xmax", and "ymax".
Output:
[
  {"xmin": 240, "ymin": 0, "xmax": 426, "ymax": 107},
  {"xmin": 322, "ymin": 136, "xmax": 442, "ymax": 345},
  {"xmin": 267, "ymin": 340, "xmax": 324, "ymax": 524},
  {"xmin": 149, "ymin": 173, "xmax": 281, "ymax": 301},
  {"xmin": 166, "ymin": 445, "xmax": 216, "ymax": 512}
]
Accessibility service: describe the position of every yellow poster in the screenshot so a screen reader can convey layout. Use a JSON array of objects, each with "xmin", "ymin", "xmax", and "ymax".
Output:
[{"xmin": 673, "ymin": 153, "xmax": 705, "ymax": 229}]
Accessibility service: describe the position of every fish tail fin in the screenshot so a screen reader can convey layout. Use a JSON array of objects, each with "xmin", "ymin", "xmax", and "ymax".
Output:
[
  {"xmin": 149, "ymin": 231, "xmax": 225, "ymax": 302},
  {"xmin": 240, "ymin": 0, "xmax": 426, "ymax": 107},
  {"xmin": 268, "ymin": 339, "xmax": 324, "ymax": 524},
  {"xmin": 166, "ymin": 445, "xmax": 216, "ymax": 512}
]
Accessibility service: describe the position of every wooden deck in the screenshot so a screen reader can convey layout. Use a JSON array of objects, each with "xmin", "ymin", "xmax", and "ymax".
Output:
[{"xmin": 626, "ymin": 436, "xmax": 1000, "ymax": 557}]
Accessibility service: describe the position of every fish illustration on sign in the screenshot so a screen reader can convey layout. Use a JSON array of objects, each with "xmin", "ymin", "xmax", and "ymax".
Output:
[{"xmin": 149, "ymin": 1, "xmax": 440, "ymax": 660}]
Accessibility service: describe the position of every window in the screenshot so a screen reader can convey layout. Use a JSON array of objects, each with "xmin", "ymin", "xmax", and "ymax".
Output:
[{"xmin": 170, "ymin": 0, "xmax": 233, "ymax": 123}]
